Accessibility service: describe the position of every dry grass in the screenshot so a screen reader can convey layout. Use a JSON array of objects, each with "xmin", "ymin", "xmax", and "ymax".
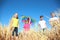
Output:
[{"xmin": 0, "ymin": 18, "xmax": 60, "ymax": 40}]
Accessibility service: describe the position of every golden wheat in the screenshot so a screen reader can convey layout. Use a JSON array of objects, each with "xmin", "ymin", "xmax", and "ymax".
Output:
[{"xmin": 0, "ymin": 17, "xmax": 60, "ymax": 40}]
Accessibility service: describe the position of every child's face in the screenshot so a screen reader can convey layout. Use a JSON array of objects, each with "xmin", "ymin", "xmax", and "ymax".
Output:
[
  {"xmin": 51, "ymin": 13, "xmax": 55, "ymax": 17},
  {"xmin": 25, "ymin": 20, "xmax": 28, "ymax": 24},
  {"xmin": 40, "ymin": 17, "xmax": 43, "ymax": 20},
  {"xmin": 15, "ymin": 13, "xmax": 18, "ymax": 18}
]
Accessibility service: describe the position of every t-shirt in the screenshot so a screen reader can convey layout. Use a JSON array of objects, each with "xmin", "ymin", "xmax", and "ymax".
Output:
[
  {"xmin": 39, "ymin": 20, "xmax": 47, "ymax": 29},
  {"xmin": 24, "ymin": 23, "xmax": 30, "ymax": 31},
  {"xmin": 12, "ymin": 18, "xmax": 19, "ymax": 27},
  {"xmin": 49, "ymin": 17, "xmax": 59, "ymax": 27},
  {"xmin": 49, "ymin": 17, "xmax": 59, "ymax": 22},
  {"xmin": 24, "ymin": 23, "xmax": 30, "ymax": 28}
]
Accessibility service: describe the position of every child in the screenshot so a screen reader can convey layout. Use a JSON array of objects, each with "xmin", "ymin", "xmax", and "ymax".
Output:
[
  {"xmin": 49, "ymin": 12, "xmax": 59, "ymax": 27},
  {"xmin": 49, "ymin": 12, "xmax": 59, "ymax": 36},
  {"xmin": 11, "ymin": 13, "xmax": 19, "ymax": 40},
  {"xmin": 38, "ymin": 16, "xmax": 47, "ymax": 32},
  {"xmin": 23, "ymin": 17, "xmax": 31, "ymax": 33}
]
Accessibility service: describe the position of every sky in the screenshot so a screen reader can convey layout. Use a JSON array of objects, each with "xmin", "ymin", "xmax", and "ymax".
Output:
[{"xmin": 0, "ymin": 0, "xmax": 60, "ymax": 32}]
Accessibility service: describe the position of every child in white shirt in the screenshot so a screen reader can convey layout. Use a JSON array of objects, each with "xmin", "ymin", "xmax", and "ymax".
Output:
[
  {"xmin": 49, "ymin": 12, "xmax": 59, "ymax": 34},
  {"xmin": 38, "ymin": 16, "xmax": 47, "ymax": 32},
  {"xmin": 49, "ymin": 12, "xmax": 59, "ymax": 27}
]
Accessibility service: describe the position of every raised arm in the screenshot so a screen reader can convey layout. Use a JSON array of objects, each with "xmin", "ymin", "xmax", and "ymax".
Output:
[{"xmin": 28, "ymin": 17, "xmax": 31, "ymax": 24}]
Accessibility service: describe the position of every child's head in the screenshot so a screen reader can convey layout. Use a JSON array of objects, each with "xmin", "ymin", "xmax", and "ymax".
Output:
[
  {"xmin": 51, "ymin": 12, "xmax": 56, "ymax": 17},
  {"xmin": 14, "ymin": 13, "xmax": 18, "ymax": 19},
  {"xmin": 40, "ymin": 16, "xmax": 43, "ymax": 20},
  {"xmin": 25, "ymin": 18, "xmax": 30, "ymax": 24}
]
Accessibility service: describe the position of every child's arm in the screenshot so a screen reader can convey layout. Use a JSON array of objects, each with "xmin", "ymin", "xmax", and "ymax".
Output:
[
  {"xmin": 29, "ymin": 17, "xmax": 31, "ymax": 24},
  {"xmin": 38, "ymin": 24, "xmax": 41, "ymax": 29},
  {"xmin": 50, "ymin": 21, "xmax": 52, "ymax": 26},
  {"xmin": 45, "ymin": 23, "xmax": 48, "ymax": 29},
  {"xmin": 18, "ymin": 20, "xmax": 20, "ymax": 29}
]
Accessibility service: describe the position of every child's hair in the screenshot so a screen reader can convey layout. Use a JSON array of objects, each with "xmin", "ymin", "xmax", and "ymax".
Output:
[
  {"xmin": 14, "ymin": 13, "xmax": 19, "ymax": 19},
  {"xmin": 50, "ymin": 12, "xmax": 56, "ymax": 17},
  {"xmin": 14, "ymin": 16, "xmax": 18, "ymax": 19},
  {"xmin": 51, "ymin": 13, "xmax": 53, "ymax": 15},
  {"xmin": 50, "ymin": 11, "xmax": 55, "ymax": 15},
  {"xmin": 16, "ymin": 16, "xmax": 18, "ymax": 19},
  {"xmin": 40, "ymin": 16, "xmax": 43, "ymax": 18}
]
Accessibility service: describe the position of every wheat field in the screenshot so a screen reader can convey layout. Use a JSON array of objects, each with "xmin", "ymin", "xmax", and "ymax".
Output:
[{"xmin": 0, "ymin": 18, "xmax": 60, "ymax": 40}]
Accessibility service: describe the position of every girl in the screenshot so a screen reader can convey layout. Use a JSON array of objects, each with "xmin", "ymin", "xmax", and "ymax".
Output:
[
  {"xmin": 11, "ymin": 13, "xmax": 19, "ymax": 40},
  {"xmin": 23, "ymin": 17, "xmax": 31, "ymax": 33},
  {"xmin": 12, "ymin": 13, "xmax": 19, "ymax": 36}
]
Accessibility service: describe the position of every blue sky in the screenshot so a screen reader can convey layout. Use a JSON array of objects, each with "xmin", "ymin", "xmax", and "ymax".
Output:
[{"xmin": 0, "ymin": 0, "xmax": 60, "ymax": 32}]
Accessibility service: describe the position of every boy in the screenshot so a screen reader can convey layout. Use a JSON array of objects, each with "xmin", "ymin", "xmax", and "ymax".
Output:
[
  {"xmin": 49, "ymin": 12, "xmax": 59, "ymax": 27},
  {"xmin": 49, "ymin": 12, "xmax": 59, "ymax": 35},
  {"xmin": 38, "ymin": 16, "xmax": 47, "ymax": 32}
]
